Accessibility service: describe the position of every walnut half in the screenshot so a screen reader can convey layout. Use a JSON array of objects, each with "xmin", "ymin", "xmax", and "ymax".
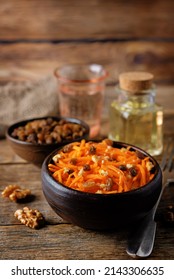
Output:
[
  {"xmin": 1, "ymin": 184, "xmax": 31, "ymax": 202},
  {"xmin": 14, "ymin": 207, "xmax": 45, "ymax": 229}
]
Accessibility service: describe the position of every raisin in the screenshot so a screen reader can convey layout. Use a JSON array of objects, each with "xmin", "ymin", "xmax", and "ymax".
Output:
[
  {"xmin": 118, "ymin": 165, "xmax": 127, "ymax": 171},
  {"xmin": 129, "ymin": 167, "xmax": 137, "ymax": 177},
  {"xmin": 70, "ymin": 158, "xmax": 77, "ymax": 165},
  {"xmin": 27, "ymin": 133, "xmax": 37, "ymax": 143},
  {"xmin": 83, "ymin": 164, "xmax": 91, "ymax": 171},
  {"xmin": 67, "ymin": 169, "xmax": 74, "ymax": 175},
  {"xmin": 89, "ymin": 145, "xmax": 96, "ymax": 154},
  {"xmin": 62, "ymin": 144, "xmax": 73, "ymax": 153},
  {"xmin": 136, "ymin": 150, "xmax": 146, "ymax": 159},
  {"xmin": 103, "ymin": 139, "xmax": 113, "ymax": 146}
]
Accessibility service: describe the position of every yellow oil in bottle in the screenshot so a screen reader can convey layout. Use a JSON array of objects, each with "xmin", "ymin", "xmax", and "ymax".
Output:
[{"xmin": 108, "ymin": 72, "xmax": 163, "ymax": 156}]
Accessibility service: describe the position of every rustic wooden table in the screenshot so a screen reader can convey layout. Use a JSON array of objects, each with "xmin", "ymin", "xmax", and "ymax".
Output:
[
  {"xmin": 0, "ymin": 85, "xmax": 174, "ymax": 260},
  {"xmin": 0, "ymin": 0, "xmax": 174, "ymax": 260}
]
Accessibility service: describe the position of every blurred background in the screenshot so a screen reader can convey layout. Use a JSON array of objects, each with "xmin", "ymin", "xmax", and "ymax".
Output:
[{"xmin": 0, "ymin": 0, "xmax": 173, "ymax": 127}]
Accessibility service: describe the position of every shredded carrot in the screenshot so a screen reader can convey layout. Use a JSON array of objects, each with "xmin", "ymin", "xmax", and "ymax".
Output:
[{"xmin": 48, "ymin": 139, "xmax": 155, "ymax": 194}]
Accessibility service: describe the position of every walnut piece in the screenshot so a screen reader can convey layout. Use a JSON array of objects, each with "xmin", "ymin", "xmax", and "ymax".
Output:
[
  {"xmin": 1, "ymin": 184, "xmax": 31, "ymax": 202},
  {"xmin": 14, "ymin": 207, "xmax": 45, "ymax": 229}
]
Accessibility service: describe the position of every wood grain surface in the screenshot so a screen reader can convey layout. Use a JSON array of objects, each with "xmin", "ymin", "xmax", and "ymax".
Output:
[
  {"xmin": 0, "ymin": 41, "xmax": 173, "ymax": 84},
  {"xmin": 0, "ymin": 0, "xmax": 173, "ymax": 40},
  {"xmin": 0, "ymin": 0, "xmax": 173, "ymax": 85}
]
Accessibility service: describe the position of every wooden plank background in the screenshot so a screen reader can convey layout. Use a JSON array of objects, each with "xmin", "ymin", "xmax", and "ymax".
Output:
[
  {"xmin": 0, "ymin": 0, "xmax": 173, "ymax": 40},
  {"xmin": 0, "ymin": 0, "xmax": 174, "ymax": 85}
]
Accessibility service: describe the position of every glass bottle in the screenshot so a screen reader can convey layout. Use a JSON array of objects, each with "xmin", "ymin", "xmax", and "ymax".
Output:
[{"xmin": 109, "ymin": 72, "xmax": 163, "ymax": 156}]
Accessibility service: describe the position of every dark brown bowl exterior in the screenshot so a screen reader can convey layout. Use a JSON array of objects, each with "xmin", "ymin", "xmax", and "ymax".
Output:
[
  {"xmin": 6, "ymin": 116, "xmax": 89, "ymax": 165},
  {"xmin": 41, "ymin": 141, "xmax": 162, "ymax": 230}
]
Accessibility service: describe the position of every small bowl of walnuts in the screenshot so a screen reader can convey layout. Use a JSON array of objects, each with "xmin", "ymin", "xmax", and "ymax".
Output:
[{"xmin": 6, "ymin": 116, "xmax": 89, "ymax": 165}]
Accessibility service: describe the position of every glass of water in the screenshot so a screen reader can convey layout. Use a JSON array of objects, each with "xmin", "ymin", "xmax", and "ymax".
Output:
[{"xmin": 54, "ymin": 64, "xmax": 108, "ymax": 138}]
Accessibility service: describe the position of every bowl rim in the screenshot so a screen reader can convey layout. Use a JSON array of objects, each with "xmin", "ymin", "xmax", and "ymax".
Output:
[
  {"xmin": 6, "ymin": 116, "xmax": 90, "ymax": 147},
  {"xmin": 42, "ymin": 140, "xmax": 162, "ymax": 198}
]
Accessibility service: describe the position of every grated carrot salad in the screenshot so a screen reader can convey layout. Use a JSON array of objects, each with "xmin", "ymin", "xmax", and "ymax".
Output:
[{"xmin": 48, "ymin": 139, "xmax": 155, "ymax": 194}]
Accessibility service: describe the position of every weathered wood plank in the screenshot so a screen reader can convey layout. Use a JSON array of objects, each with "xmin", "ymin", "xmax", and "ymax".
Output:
[
  {"xmin": 0, "ymin": 0, "xmax": 173, "ymax": 40},
  {"xmin": 0, "ymin": 141, "xmax": 18, "ymax": 163},
  {"xmin": 0, "ymin": 224, "xmax": 128, "ymax": 260},
  {"xmin": 1, "ymin": 221, "xmax": 174, "ymax": 259},
  {"xmin": 0, "ymin": 42, "xmax": 174, "ymax": 83}
]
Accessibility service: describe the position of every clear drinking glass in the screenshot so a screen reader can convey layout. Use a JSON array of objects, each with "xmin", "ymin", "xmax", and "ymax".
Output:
[{"xmin": 54, "ymin": 64, "xmax": 107, "ymax": 138}]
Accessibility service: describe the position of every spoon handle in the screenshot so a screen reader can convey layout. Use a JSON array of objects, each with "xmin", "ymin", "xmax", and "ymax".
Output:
[
  {"xmin": 126, "ymin": 181, "xmax": 170, "ymax": 258},
  {"xmin": 126, "ymin": 210, "xmax": 156, "ymax": 258}
]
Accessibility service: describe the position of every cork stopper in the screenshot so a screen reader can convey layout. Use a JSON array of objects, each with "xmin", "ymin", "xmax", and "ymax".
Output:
[{"xmin": 119, "ymin": 72, "xmax": 154, "ymax": 93}]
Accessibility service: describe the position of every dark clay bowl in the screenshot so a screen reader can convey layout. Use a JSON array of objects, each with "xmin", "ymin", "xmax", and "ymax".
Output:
[
  {"xmin": 6, "ymin": 116, "xmax": 89, "ymax": 166},
  {"xmin": 41, "ymin": 141, "xmax": 162, "ymax": 230}
]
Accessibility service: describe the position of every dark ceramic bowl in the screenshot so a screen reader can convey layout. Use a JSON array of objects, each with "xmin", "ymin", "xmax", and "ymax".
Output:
[
  {"xmin": 41, "ymin": 141, "xmax": 162, "ymax": 230},
  {"xmin": 6, "ymin": 116, "xmax": 89, "ymax": 166}
]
